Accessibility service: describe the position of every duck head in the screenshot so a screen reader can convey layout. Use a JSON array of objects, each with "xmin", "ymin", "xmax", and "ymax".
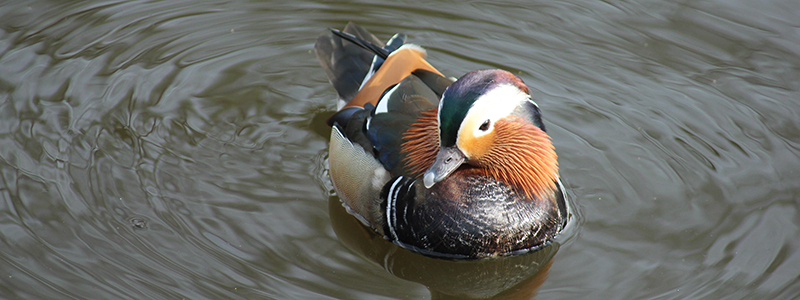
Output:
[{"xmin": 423, "ymin": 70, "xmax": 559, "ymax": 199}]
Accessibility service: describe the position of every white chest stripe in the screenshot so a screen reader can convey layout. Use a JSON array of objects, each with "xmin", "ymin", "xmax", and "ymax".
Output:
[{"xmin": 385, "ymin": 176, "xmax": 404, "ymax": 241}]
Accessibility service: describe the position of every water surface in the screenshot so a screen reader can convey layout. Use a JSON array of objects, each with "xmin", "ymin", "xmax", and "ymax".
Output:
[{"xmin": 0, "ymin": 0, "xmax": 798, "ymax": 299}]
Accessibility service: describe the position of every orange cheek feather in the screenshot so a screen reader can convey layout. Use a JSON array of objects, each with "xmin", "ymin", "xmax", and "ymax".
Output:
[
  {"xmin": 475, "ymin": 117, "xmax": 559, "ymax": 201},
  {"xmin": 457, "ymin": 129, "xmax": 493, "ymax": 165},
  {"xmin": 401, "ymin": 114, "xmax": 558, "ymax": 202}
]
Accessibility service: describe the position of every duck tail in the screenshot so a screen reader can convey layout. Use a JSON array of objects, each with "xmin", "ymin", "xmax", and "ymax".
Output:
[
  {"xmin": 330, "ymin": 28, "xmax": 391, "ymax": 59},
  {"xmin": 315, "ymin": 23, "xmax": 406, "ymax": 105}
]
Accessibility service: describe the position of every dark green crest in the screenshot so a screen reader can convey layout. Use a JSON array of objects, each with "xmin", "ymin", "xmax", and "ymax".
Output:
[{"xmin": 438, "ymin": 70, "xmax": 503, "ymax": 147}]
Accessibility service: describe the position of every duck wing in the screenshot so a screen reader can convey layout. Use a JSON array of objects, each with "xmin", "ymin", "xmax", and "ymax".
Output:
[{"xmin": 316, "ymin": 23, "xmax": 454, "ymax": 176}]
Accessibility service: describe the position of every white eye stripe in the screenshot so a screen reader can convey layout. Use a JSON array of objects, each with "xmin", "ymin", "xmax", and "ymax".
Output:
[
  {"xmin": 459, "ymin": 84, "xmax": 528, "ymax": 140},
  {"xmin": 474, "ymin": 119, "xmax": 493, "ymax": 137}
]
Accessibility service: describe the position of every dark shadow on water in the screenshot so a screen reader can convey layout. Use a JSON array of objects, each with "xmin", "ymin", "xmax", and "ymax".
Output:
[
  {"xmin": 309, "ymin": 107, "xmax": 336, "ymax": 138},
  {"xmin": 329, "ymin": 196, "xmax": 559, "ymax": 299}
]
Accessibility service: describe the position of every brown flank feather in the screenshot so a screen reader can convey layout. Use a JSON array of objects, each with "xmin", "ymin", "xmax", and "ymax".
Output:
[
  {"xmin": 476, "ymin": 116, "xmax": 559, "ymax": 202},
  {"xmin": 401, "ymin": 109, "xmax": 440, "ymax": 177}
]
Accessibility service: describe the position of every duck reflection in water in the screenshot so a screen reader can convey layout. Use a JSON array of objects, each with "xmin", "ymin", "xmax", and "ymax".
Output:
[{"xmin": 329, "ymin": 196, "xmax": 560, "ymax": 299}]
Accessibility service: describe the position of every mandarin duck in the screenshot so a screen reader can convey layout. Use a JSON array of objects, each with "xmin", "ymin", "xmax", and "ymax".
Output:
[{"xmin": 316, "ymin": 23, "xmax": 568, "ymax": 259}]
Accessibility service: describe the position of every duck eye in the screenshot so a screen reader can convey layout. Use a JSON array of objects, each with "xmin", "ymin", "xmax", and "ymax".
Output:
[{"xmin": 479, "ymin": 119, "xmax": 490, "ymax": 131}]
